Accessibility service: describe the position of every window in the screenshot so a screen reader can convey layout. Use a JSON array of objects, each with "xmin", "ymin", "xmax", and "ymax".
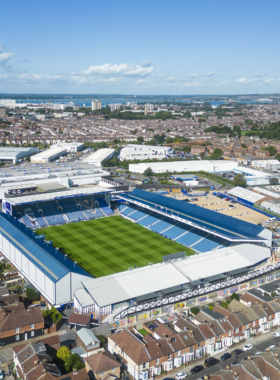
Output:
[
  {"xmin": 16, "ymin": 335, "xmax": 20, "ymax": 341},
  {"xmin": 15, "ymin": 327, "xmax": 19, "ymax": 333},
  {"xmin": 168, "ymin": 354, "xmax": 171, "ymax": 360},
  {"xmin": 30, "ymin": 324, "xmax": 34, "ymax": 330},
  {"xmin": 156, "ymin": 359, "xmax": 160, "ymax": 365},
  {"xmin": 31, "ymin": 331, "xmax": 35, "ymax": 337},
  {"xmin": 112, "ymin": 368, "xmax": 115, "ymax": 372},
  {"xmin": 100, "ymin": 373, "xmax": 104, "ymax": 376},
  {"xmin": 143, "ymin": 363, "xmax": 146, "ymax": 369},
  {"xmin": 253, "ymin": 321, "xmax": 256, "ymax": 327},
  {"xmin": 235, "ymin": 329, "xmax": 239, "ymax": 334},
  {"xmin": 177, "ymin": 350, "xmax": 181, "ymax": 357},
  {"xmin": 228, "ymin": 331, "xmax": 231, "ymax": 336}
]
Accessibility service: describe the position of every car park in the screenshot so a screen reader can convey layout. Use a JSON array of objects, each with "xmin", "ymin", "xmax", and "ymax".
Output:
[
  {"xmin": 190, "ymin": 365, "xmax": 204, "ymax": 374},
  {"xmin": 243, "ymin": 344, "xmax": 253, "ymax": 351},
  {"xmin": 221, "ymin": 353, "xmax": 231, "ymax": 360}
]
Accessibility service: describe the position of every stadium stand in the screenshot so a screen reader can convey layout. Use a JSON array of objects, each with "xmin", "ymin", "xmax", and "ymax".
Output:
[
  {"xmin": 120, "ymin": 204, "xmax": 234, "ymax": 253},
  {"xmin": 15, "ymin": 195, "xmax": 113, "ymax": 228},
  {"xmin": 119, "ymin": 189, "xmax": 267, "ymax": 241}
]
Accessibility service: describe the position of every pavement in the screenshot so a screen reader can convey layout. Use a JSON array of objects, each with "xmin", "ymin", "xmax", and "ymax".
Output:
[{"xmin": 155, "ymin": 329, "xmax": 280, "ymax": 380}]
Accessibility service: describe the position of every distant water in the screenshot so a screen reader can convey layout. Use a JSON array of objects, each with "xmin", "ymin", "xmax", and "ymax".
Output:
[{"xmin": 14, "ymin": 96, "xmax": 273, "ymax": 107}]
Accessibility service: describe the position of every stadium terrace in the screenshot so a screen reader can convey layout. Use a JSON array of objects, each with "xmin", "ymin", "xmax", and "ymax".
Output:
[{"xmin": 118, "ymin": 189, "xmax": 272, "ymax": 244}]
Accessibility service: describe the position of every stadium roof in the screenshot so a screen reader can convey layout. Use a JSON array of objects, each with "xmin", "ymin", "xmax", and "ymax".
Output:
[
  {"xmin": 79, "ymin": 244, "xmax": 270, "ymax": 307},
  {"xmin": 6, "ymin": 186, "xmax": 110, "ymax": 205},
  {"xmin": 119, "ymin": 189, "xmax": 264, "ymax": 239},
  {"xmin": 0, "ymin": 213, "xmax": 92, "ymax": 282}
]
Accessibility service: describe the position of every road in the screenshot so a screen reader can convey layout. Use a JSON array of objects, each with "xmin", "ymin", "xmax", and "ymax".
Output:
[{"xmin": 172, "ymin": 332, "xmax": 280, "ymax": 380}]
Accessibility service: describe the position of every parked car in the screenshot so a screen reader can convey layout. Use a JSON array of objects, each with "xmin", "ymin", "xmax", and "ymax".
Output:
[
  {"xmin": 273, "ymin": 332, "xmax": 280, "ymax": 337},
  {"xmin": 243, "ymin": 344, "xmax": 253, "ymax": 351},
  {"xmin": 231, "ymin": 349, "xmax": 243, "ymax": 355},
  {"xmin": 204, "ymin": 357, "xmax": 220, "ymax": 367},
  {"xmin": 190, "ymin": 365, "xmax": 204, "ymax": 374},
  {"xmin": 0, "ymin": 370, "xmax": 3, "ymax": 380},
  {"xmin": 266, "ymin": 345, "xmax": 276, "ymax": 351},
  {"xmin": 163, "ymin": 378, "xmax": 175, "ymax": 380},
  {"xmin": 176, "ymin": 373, "xmax": 187, "ymax": 380},
  {"xmin": 221, "ymin": 353, "xmax": 231, "ymax": 360}
]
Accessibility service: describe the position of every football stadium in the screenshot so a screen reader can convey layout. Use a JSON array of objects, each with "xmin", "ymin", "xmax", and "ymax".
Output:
[
  {"xmin": 0, "ymin": 186, "xmax": 274, "ymax": 322},
  {"xmin": 36, "ymin": 217, "xmax": 191, "ymax": 278}
]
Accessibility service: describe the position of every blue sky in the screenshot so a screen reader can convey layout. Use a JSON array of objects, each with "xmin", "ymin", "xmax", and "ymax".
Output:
[{"xmin": 0, "ymin": 0, "xmax": 279, "ymax": 95}]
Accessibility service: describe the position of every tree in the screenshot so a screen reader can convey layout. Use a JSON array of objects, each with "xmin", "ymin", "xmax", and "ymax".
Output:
[
  {"xmin": 241, "ymin": 144, "xmax": 247, "ymax": 149},
  {"xmin": 137, "ymin": 136, "xmax": 144, "ymax": 143},
  {"xmin": 262, "ymin": 146, "xmax": 277, "ymax": 156},
  {"xmin": 64, "ymin": 353, "xmax": 85, "ymax": 373},
  {"xmin": 231, "ymin": 292, "xmax": 240, "ymax": 301},
  {"xmin": 26, "ymin": 287, "xmax": 40, "ymax": 301},
  {"xmin": 200, "ymin": 152, "xmax": 205, "ymax": 159},
  {"xmin": 210, "ymin": 148, "xmax": 223, "ymax": 160},
  {"xmin": 96, "ymin": 334, "xmax": 107, "ymax": 348},
  {"xmin": 275, "ymin": 153, "xmax": 280, "ymax": 161},
  {"xmin": 26, "ymin": 155, "xmax": 30, "ymax": 162},
  {"xmin": 269, "ymin": 177, "xmax": 279, "ymax": 185},
  {"xmin": 56, "ymin": 346, "xmax": 71, "ymax": 363},
  {"xmin": 190, "ymin": 307, "xmax": 200, "ymax": 315},
  {"xmin": 233, "ymin": 174, "xmax": 246, "ymax": 187},
  {"xmin": 144, "ymin": 167, "xmax": 153, "ymax": 177}
]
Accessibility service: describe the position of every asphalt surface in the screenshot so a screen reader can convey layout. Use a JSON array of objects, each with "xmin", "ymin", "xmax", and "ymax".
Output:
[
  {"xmin": 174, "ymin": 334, "xmax": 280, "ymax": 380},
  {"xmin": 0, "ymin": 348, "xmax": 13, "ymax": 366}
]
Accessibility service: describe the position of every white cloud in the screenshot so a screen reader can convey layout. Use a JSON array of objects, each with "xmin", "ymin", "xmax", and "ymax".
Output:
[
  {"xmin": 236, "ymin": 78, "xmax": 248, "ymax": 83},
  {"xmin": 81, "ymin": 62, "xmax": 154, "ymax": 77},
  {"xmin": 205, "ymin": 71, "xmax": 215, "ymax": 77},
  {"xmin": 187, "ymin": 72, "xmax": 215, "ymax": 79},
  {"xmin": 0, "ymin": 44, "xmax": 15, "ymax": 64},
  {"xmin": 188, "ymin": 73, "xmax": 199, "ymax": 78}
]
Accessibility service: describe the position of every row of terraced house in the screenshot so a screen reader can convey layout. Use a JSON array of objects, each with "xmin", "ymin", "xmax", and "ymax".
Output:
[{"xmin": 107, "ymin": 288, "xmax": 280, "ymax": 380}]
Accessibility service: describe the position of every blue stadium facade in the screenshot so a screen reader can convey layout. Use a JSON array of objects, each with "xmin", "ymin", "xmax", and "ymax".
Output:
[{"xmin": 0, "ymin": 213, "xmax": 92, "ymax": 306}]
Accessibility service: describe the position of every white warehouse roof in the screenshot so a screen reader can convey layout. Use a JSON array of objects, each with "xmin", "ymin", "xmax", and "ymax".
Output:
[
  {"xmin": 129, "ymin": 160, "xmax": 238, "ymax": 174},
  {"xmin": 78, "ymin": 244, "xmax": 270, "ymax": 307},
  {"xmin": 228, "ymin": 186, "xmax": 266, "ymax": 203},
  {"xmin": 0, "ymin": 147, "xmax": 39, "ymax": 160},
  {"xmin": 31, "ymin": 147, "xmax": 67, "ymax": 160},
  {"xmin": 253, "ymin": 187, "xmax": 280, "ymax": 199},
  {"xmin": 83, "ymin": 148, "xmax": 115, "ymax": 164}
]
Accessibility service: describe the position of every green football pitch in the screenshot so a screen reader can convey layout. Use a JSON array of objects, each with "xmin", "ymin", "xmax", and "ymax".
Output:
[{"xmin": 36, "ymin": 216, "xmax": 194, "ymax": 278}]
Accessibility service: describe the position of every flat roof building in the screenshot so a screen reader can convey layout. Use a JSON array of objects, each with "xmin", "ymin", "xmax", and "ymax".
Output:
[
  {"xmin": 0, "ymin": 147, "xmax": 39, "ymax": 164},
  {"xmin": 120, "ymin": 145, "xmax": 173, "ymax": 161},
  {"xmin": 31, "ymin": 147, "xmax": 67, "ymax": 163},
  {"xmin": 50, "ymin": 142, "xmax": 84, "ymax": 152},
  {"xmin": 129, "ymin": 160, "xmax": 238, "ymax": 174},
  {"xmin": 83, "ymin": 148, "xmax": 115, "ymax": 167}
]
